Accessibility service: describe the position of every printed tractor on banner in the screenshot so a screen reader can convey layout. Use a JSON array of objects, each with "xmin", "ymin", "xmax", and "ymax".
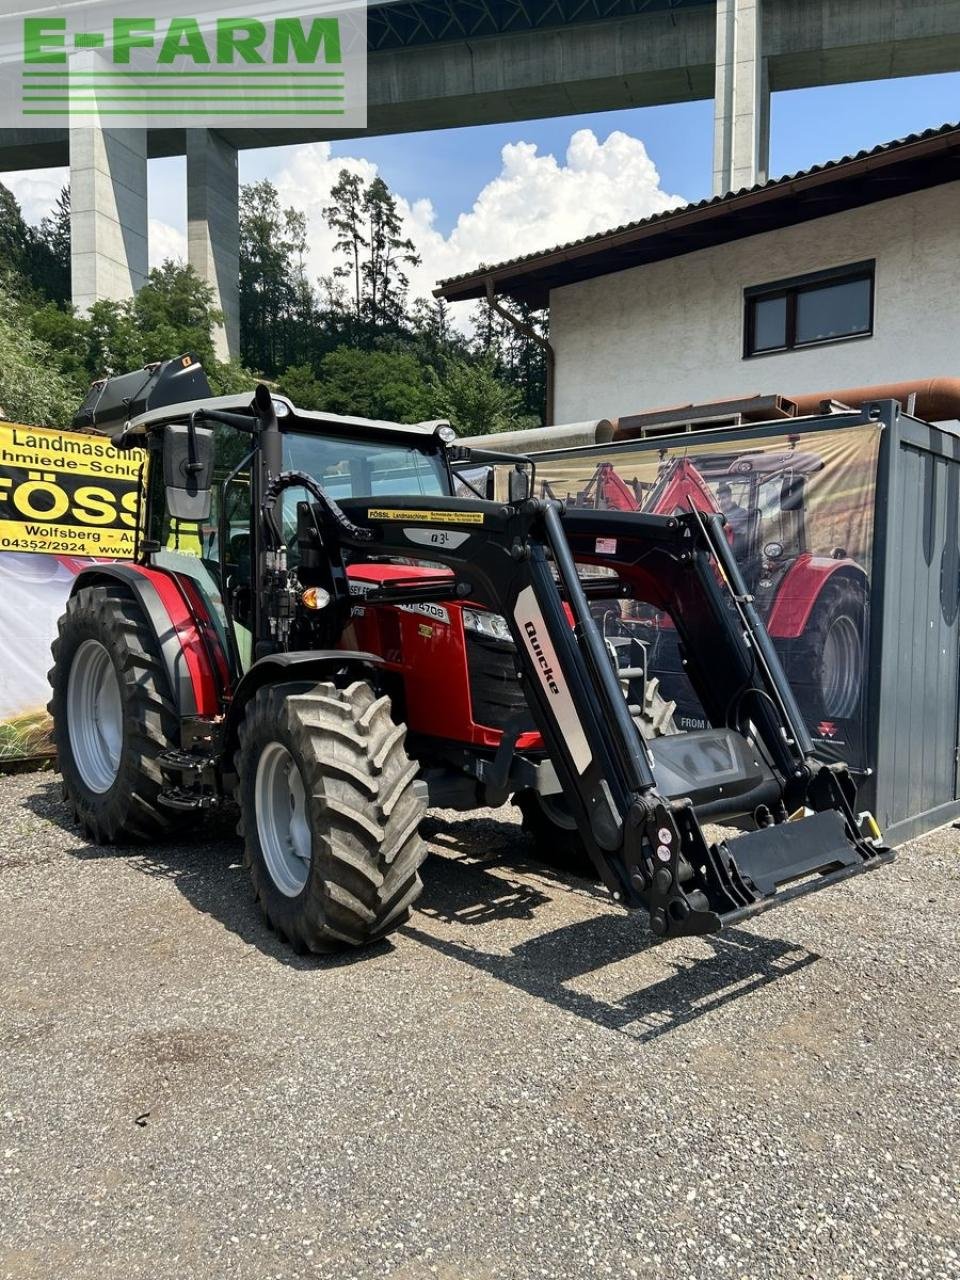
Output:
[
  {"xmin": 545, "ymin": 447, "xmax": 869, "ymax": 742},
  {"xmin": 47, "ymin": 356, "xmax": 889, "ymax": 957}
]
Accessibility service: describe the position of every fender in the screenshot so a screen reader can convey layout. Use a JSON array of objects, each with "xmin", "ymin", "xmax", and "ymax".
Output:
[
  {"xmin": 69, "ymin": 563, "xmax": 221, "ymax": 718},
  {"xmin": 222, "ymin": 650, "xmax": 385, "ymax": 762},
  {"xmin": 765, "ymin": 555, "xmax": 867, "ymax": 639}
]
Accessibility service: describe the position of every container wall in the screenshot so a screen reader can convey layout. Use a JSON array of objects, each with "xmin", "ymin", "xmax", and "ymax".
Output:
[{"xmin": 877, "ymin": 429, "xmax": 960, "ymax": 833}]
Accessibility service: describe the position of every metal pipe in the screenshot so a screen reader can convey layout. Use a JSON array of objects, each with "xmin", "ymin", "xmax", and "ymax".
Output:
[{"xmin": 790, "ymin": 377, "xmax": 960, "ymax": 422}]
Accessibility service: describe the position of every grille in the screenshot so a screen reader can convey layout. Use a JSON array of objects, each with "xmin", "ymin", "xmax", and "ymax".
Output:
[{"xmin": 465, "ymin": 632, "xmax": 535, "ymax": 732}]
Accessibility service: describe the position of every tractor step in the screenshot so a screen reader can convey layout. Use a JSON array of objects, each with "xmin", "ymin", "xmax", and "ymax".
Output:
[
  {"xmin": 159, "ymin": 748, "xmax": 212, "ymax": 774},
  {"xmin": 158, "ymin": 786, "xmax": 218, "ymax": 811}
]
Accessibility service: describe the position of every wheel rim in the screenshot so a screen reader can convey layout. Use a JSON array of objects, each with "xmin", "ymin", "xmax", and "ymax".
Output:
[
  {"xmin": 821, "ymin": 614, "xmax": 862, "ymax": 719},
  {"xmin": 255, "ymin": 742, "xmax": 312, "ymax": 897},
  {"xmin": 66, "ymin": 639, "xmax": 123, "ymax": 794},
  {"xmin": 539, "ymin": 794, "xmax": 578, "ymax": 831}
]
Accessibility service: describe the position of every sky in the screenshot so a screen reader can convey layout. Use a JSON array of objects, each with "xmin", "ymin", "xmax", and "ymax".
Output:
[{"xmin": 3, "ymin": 70, "xmax": 959, "ymax": 320}]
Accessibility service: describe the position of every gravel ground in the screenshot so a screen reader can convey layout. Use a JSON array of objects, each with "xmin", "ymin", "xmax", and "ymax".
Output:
[{"xmin": 0, "ymin": 769, "xmax": 958, "ymax": 1280}]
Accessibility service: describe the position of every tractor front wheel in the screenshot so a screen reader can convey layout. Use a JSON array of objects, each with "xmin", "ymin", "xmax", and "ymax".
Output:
[
  {"xmin": 48, "ymin": 585, "xmax": 185, "ymax": 843},
  {"xmin": 235, "ymin": 680, "xmax": 427, "ymax": 953}
]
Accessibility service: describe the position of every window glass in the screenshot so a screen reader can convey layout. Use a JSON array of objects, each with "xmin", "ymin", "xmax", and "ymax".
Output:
[
  {"xmin": 752, "ymin": 294, "xmax": 787, "ymax": 351},
  {"xmin": 795, "ymin": 277, "xmax": 871, "ymax": 345}
]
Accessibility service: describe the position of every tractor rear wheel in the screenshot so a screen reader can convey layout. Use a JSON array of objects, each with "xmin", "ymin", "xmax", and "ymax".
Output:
[
  {"xmin": 795, "ymin": 576, "xmax": 867, "ymax": 723},
  {"xmin": 516, "ymin": 678, "xmax": 678, "ymax": 877},
  {"xmin": 235, "ymin": 680, "xmax": 427, "ymax": 953},
  {"xmin": 48, "ymin": 585, "xmax": 184, "ymax": 843}
]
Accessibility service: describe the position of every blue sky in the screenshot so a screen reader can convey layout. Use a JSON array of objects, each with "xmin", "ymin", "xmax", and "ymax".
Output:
[
  {"xmin": 242, "ymin": 70, "xmax": 960, "ymax": 237},
  {"xmin": 4, "ymin": 69, "xmax": 959, "ymax": 303}
]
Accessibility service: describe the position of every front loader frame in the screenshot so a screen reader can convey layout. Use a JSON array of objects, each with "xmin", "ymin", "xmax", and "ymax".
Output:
[{"xmin": 281, "ymin": 485, "xmax": 891, "ymax": 940}]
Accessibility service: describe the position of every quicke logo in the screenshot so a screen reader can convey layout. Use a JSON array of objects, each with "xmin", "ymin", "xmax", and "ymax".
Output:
[{"xmin": 523, "ymin": 620, "xmax": 560, "ymax": 695}]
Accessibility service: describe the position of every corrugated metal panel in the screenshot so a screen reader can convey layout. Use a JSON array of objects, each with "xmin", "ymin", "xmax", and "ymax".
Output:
[{"xmin": 883, "ymin": 443, "xmax": 960, "ymax": 828}]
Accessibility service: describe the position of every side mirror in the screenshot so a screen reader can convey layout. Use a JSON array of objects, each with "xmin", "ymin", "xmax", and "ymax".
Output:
[{"xmin": 163, "ymin": 420, "xmax": 216, "ymax": 521}]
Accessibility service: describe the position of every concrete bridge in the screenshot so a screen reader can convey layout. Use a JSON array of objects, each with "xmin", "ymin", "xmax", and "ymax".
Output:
[{"xmin": 0, "ymin": 0, "xmax": 958, "ymax": 359}]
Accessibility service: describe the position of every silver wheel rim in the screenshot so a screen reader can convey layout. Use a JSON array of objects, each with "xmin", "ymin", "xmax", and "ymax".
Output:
[
  {"xmin": 821, "ymin": 615, "xmax": 862, "ymax": 719},
  {"xmin": 66, "ymin": 639, "xmax": 123, "ymax": 794},
  {"xmin": 255, "ymin": 742, "xmax": 312, "ymax": 897}
]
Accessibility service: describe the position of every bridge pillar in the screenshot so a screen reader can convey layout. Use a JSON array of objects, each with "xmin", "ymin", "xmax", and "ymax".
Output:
[
  {"xmin": 712, "ymin": 0, "xmax": 770, "ymax": 195},
  {"xmin": 70, "ymin": 128, "xmax": 148, "ymax": 314},
  {"xmin": 187, "ymin": 130, "xmax": 240, "ymax": 363}
]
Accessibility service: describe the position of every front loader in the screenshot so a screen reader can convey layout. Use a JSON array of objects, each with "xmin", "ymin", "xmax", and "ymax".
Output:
[{"xmin": 48, "ymin": 358, "xmax": 891, "ymax": 953}]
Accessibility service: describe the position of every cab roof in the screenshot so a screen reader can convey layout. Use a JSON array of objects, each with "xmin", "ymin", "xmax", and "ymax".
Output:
[{"xmin": 124, "ymin": 392, "xmax": 448, "ymax": 445}]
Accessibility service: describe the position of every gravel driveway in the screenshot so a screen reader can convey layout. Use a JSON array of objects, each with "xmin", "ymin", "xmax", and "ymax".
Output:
[{"xmin": 0, "ymin": 769, "xmax": 958, "ymax": 1279}]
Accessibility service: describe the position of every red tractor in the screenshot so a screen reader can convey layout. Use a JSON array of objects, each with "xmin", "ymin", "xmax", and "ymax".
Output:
[
  {"xmin": 48, "ymin": 357, "xmax": 889, "ymax": 954},
  {"xmin": 556, "ymin": 448, "xmax": 868, "ymax": 726}
]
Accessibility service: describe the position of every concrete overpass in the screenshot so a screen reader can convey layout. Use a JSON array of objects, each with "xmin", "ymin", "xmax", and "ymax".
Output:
[{"xmin": 0, "ymin": 0, "xmax": 958, "ymax": 359}]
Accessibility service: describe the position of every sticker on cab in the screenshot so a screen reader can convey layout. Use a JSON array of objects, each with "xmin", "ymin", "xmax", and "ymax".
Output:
[
  {"xmin": 595, "ymin": 537, "xmax": 617, "ymax": 554},
  {"xmin": 369, "ymin": 508, "xmax": 485, "ymax": 525}
]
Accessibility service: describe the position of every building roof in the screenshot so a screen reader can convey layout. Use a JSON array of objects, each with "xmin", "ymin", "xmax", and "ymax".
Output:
[{"xmin": 435, "ymin": 122, "xmax": 960, "ymax": 309}]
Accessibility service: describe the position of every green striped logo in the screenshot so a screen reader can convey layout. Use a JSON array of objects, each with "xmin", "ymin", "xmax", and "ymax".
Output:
[{"xmin": 7, "ymin": 4, "xmax": 366, "ymax": 126}]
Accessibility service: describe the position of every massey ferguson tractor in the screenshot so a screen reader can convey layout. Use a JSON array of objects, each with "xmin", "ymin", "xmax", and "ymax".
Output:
[
  {"xmin": 550, "ymin": 449, "xmax": 868, "ymax": 726},
  {"xmin": 48, "ymin": 357, "xmax": 890, "ymax": 954}
]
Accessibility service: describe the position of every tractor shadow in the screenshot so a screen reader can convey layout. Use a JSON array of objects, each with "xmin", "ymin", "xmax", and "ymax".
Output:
[
  {"xmin": 24, "ymin": 778, "xmax": 382, "ymax": 970},
  {"xmin": 408, "ymin": 812, "xmax": 821, "ymax": 1045}
]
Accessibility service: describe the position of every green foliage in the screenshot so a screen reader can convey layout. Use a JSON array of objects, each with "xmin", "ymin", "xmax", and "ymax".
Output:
[
  {"xmin": 276, "ymin": 363, "xmax": 325, "ymax": 410},
  {"xmin": 0, "ymin": 282, "xmax": 81, "ymax": 426},
  {"xmin": 0, "ymin": 169, "xmax": 548, "ymax": 436},
  {"xmin": 429, "ymin": 355, "xmax": 523, "ymax": 436},
  {"xmin": 313, "ymin": 347, "xmax": 437, "ymax": 422}
]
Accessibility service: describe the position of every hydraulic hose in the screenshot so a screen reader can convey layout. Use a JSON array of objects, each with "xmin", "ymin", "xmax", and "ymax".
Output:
[{"xmin": 261, "ymin": 470, "xmax": 374, "ymax": 547}]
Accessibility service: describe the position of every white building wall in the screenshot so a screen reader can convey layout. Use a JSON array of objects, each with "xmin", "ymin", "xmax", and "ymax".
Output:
[{"xmin": 550, "ymin": 182, "xmax": 960, "ymax": 423}]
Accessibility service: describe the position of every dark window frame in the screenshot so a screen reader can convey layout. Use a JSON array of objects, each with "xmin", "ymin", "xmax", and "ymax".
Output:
[{"xmin": 743, "ymin": 260, "xmax": 875, "ymax": 358}]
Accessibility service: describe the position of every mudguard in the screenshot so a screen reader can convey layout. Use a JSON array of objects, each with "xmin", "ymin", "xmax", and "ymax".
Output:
[
  {"xmin": 766, "ymin": 555, "xmax": 867, "ymax": 638},
  {"xmin": 68, "ymin": 563, "xmax": 220, "ymax": 718},
  {"xmin": 221, "ymin": 650, "xmax": 385, "ymax": 759}
]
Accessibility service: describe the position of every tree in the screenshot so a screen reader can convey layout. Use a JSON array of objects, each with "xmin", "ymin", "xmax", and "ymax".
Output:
[
  {"xmin": 323, "ymin": 170, "xmax": 366, "ymax": 330},
  {"xmin": 133, "ymin": 261, "xmax": 222, "ymax": 370},
  {"xmin": 0, "ymin": 282, "xmax": 81, "ymax": 426},
  {"xmin": 277, "ymin": 362, "xmax": 325, "ymax": 409},
  {"xmin": 314, "ymin": 347, "xmax": 436, "ymax": 422},
  {"xmin": 34, "ymin": 186, "xmax": 71, "ymax": 306},
  {"xmin": 239, "ymin": 179, "xmax": 317, "ymax": 375},
  {"xmin": 362, "ymin": 177, "xmax": 420, "ymax": 334},
  {"xmin": 430, "ymin": 355, "xmax": 523, "ymax": 436}
]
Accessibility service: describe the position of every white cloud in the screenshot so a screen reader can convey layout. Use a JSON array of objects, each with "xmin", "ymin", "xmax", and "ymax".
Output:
[
  {"xmin": 1, "ymin": 129, "xmax": 685, "ymax": 328},
  {"xmin": 149, "ymin": 218, "xmax": 187, "ymax": 269},
  {"xmin": 273, "ymin": 128, "xmax": 685, "ymax": 324},
  {"xmin": 0, "ymin": 166, "xmax": 67, "ymax": 225}
]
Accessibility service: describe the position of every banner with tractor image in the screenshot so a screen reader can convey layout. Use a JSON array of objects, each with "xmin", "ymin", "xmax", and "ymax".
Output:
[
  {"xmin": 533, "ymin": 423, "xmax": 883, "ymax": 771},
  {"xmin": 0, "ymin": 423, "xmax": 140, "ymax": 762}
]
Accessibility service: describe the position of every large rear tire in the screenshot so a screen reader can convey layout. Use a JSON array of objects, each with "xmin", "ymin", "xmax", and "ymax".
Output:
[
  {"xmin": 235, "ymin": 680, "xmax": 428, "ymax": 953},
  {"xmin": 515, "ymin": 678, "xmax": 678, "ymax": 877},
  {"xmin": 794, "ymin": 576, "xmax": 867, "ymax": 723},
  {"xmin": 48, "ymin": 585, "xmax": 184, "ymax": 843}
]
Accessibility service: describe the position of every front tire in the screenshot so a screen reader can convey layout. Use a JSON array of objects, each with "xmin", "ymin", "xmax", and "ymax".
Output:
[
  {"xmin": 48, "ymin": 585, "xmax": 184, "ymax": 843},
  {"xmin": 236, "ymin": 680, "xmax": 427, "ymax": 953}
]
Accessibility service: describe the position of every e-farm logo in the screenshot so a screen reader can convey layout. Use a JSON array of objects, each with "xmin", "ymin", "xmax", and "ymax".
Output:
[{"xmin": 0, "ymin": 0, "xmax": 366, "ymax": 128}]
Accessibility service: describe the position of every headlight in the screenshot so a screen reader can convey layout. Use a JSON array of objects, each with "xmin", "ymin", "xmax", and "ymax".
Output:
[
  {"xmin": 462, "ymin": 607, "xmax": 513, "ymax": 643},
  {"xmin": 436, "ymin": 423, "xmax": 458, "ymax": 444}
]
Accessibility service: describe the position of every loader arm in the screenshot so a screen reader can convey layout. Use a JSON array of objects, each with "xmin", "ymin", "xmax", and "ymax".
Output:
[{"xmin": 293, "ymin": 491, "xmax": 892, "ymax": 939}]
